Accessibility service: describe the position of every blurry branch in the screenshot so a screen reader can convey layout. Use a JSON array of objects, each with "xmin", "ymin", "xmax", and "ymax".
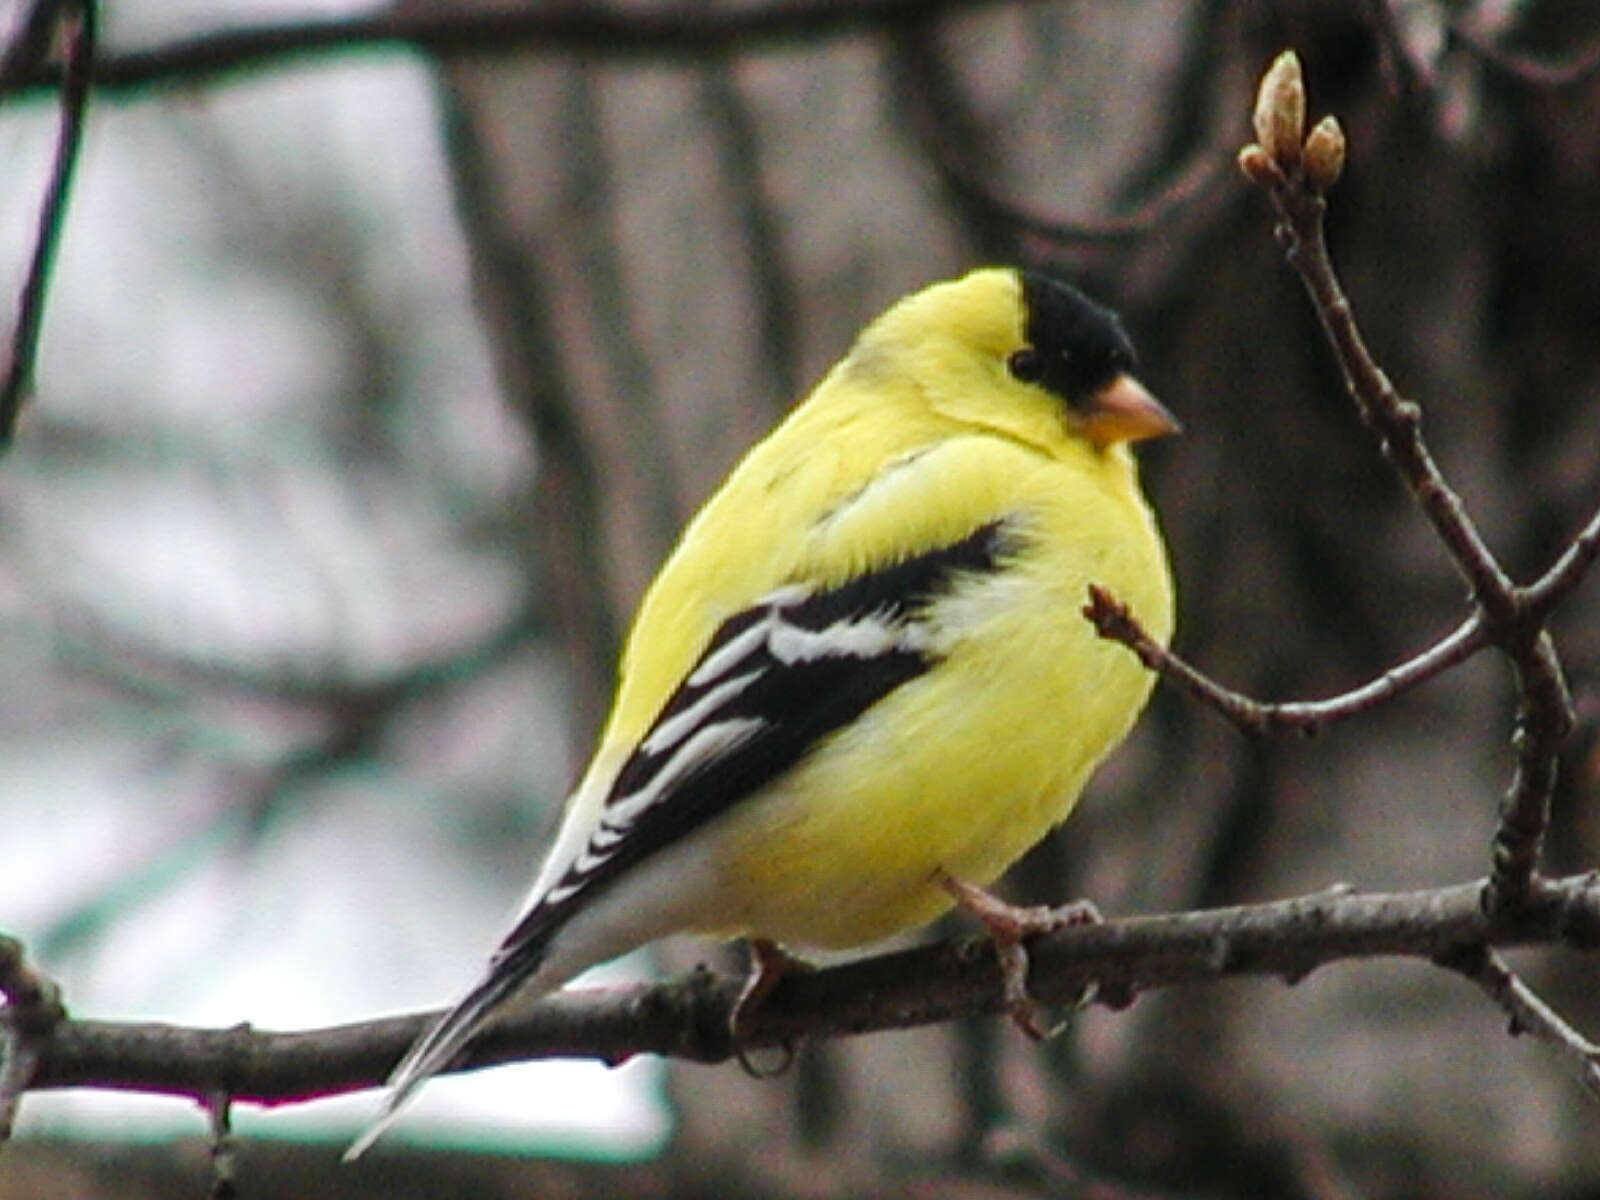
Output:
[
  {"xmin": 960, "ymin": 151, "xmax": 1231, "ymax": 248},
  {"xmin": 1448, "ymin": 18, "xmax": 1600, "ymax": 89},
  {"xmin": 0, "ymin": 934, "xmax": 65, "ymax": 1142},
  {"xmin": 0, "ymin": 0, "xmax": 63, "ymax": 85},
  {"xmin": 437, "ymin": 85, "xmax": 621, "ymax": 740},
  {"xmin": 204, "ymin": 1092, "xmax": 237, "ymax": 1200},
  {"xmin": 19, "ymin": 873, "xmax": 1600, "ymax": 1109},
  {"xmin": 21, "ymin": 596, "xmax": 545, "ymax": 962},
  {"xmin": 696, "ymin": 54, "xmax": 803, "ymax": 406},
  {"xmin": 891, "ymin": 22, "xmax": 1235, "ymax": 256},
  {"xmin": 56, "ymin": 584, "xmax": 544, "ymax": 712},
  {"xmin": 1091, "ymin": 49, "xmax": 1600, "ymax": 1101},
  {"xmin": 0, "ymin": 0, "xmax": 1048, "ymax": 99},
  {"xmin": 0, "ymin": 0, "xmax": 94, "ymax": 446},
  {"xmin": 1368, "ymin": 4, "xmax": 1600, "ymax": 96}
]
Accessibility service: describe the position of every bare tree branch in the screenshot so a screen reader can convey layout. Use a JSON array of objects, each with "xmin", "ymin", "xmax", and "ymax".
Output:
[
  {"xmin": 1236, "ymin": 52, "xmax": 1583, "ymax": 918},
  {"xmin": 934, "ymin": 125, "xmax": 1233, "ymax": 249},
  {"xmin": 1084, "ymin": 586, "xmax": 1490, "ymax": 737},
  {"xmin": 1078, "ymin": 52, "xmax": 1600, "ymax": 1119},
  {"xmin": 0, "ymin": 0, "xmax": 67, "ymax": 88},
  {"xmin": 0, "ymin": 0, "xmax": 1051, "ymax": 99},
  {"xmin": 1524, "ymin": 502, "xmax": 1600, "ymax": 623},
  {"xmin": 18, "ymin": 873, "xmax": 1600, "ymax": 1109},
  {"xmin": 1448, "ymin": 17, "xmax": 1600, "ymax": 90},
  {"xmin": 1492, "ymin": 632, "xmax": 1575, "ymax": 909}
]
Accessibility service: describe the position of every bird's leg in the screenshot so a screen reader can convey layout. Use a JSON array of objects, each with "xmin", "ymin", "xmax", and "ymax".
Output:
[
  {"xmin": 729, "ymin": 937, "xmax": 810, "ymax": 1076},
  {"xmin": 938, "ymin": 872, "xmax": 1102, "ymax": 1040}
]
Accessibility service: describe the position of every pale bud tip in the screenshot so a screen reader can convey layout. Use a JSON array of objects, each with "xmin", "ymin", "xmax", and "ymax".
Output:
[
  {"xmin": 1253, "ymin": 50, "xmax": 1306, "ymax": 169},
  {"xmin": 1303, "ymin": 115, "xmax": 1347, "ymax": 191}
]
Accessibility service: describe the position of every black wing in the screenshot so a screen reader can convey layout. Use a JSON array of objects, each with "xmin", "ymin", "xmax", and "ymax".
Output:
[{"xmin": 497, "ymin": 517, "xmax": 1021, "ymax": 956}]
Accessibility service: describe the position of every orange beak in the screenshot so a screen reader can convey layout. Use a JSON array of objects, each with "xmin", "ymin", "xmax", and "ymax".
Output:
[{"xmin": 1080, "ymin": 373, "xmax": 1180, "ymax": 449}]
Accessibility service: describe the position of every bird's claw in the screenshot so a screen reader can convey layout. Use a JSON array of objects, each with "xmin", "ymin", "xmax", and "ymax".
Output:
[
  {"xmin": 730, "ymin": 937, "xmax": 809, "ymax": 1077},
  {"xmin": 938, "ymin": 872, "xmax": 1102, "ymax": 1039}
]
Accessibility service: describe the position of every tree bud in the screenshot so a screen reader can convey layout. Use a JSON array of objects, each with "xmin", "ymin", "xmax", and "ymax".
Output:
[
  {"xmin": 1304, "ymin": 115, "xmax": 1347, "ymax": 191},
  {"xmin": 1252, "ymin": 51, "xmax": 1306, "ymax": 170}
]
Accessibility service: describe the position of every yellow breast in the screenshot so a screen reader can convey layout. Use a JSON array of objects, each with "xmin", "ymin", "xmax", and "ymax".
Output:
[{"xmin": 702, "ymin": 432, "xmax": 1172, "ymax": 948}]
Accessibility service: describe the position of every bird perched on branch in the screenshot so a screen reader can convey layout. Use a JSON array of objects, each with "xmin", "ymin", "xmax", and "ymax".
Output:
[{"xmin": 347, "ymin": 266, "xmax": 1176, "ymax": 1159}]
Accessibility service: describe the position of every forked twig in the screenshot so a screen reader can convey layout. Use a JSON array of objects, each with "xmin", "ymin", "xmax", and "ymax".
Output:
[
  {"xmin": 1084, "ymin": 586, "xmax": 1488, "ymax": 738},
  {"xmin": 1089, "ymin": 49, "xmax": 1600, "ymax": 1104}
]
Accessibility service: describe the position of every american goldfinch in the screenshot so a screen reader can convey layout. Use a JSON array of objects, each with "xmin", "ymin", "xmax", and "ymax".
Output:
[{"xmin": 347, "ymin": 266, "xmax": 1175, "ymax": 1158}]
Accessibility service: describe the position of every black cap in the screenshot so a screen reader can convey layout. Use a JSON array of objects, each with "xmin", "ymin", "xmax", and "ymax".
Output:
[{"xmin": 1013, "ymin": 272, "xmax": 1137, "ymax": 407}]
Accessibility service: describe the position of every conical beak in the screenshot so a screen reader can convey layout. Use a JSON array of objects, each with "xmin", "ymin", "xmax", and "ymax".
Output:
[{"xmin": 1080, "ymin": 373, "xmax": 1180, "ymax": 449}]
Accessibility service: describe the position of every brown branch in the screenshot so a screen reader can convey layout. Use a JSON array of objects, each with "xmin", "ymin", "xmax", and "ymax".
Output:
[
  {"xmin": 0, "ymin": 0, "xmax": 94, "ymax": 444},
  {"xmin": 20, "ymin": 874, "xmax": 1600, "ymax": 1107},
  {"xmin": 1084, "ymin": 585, "xmax": 1489, "ymax": 738},
  {"xmin": 0, "ymin": 0, "xmax": 1050, "ymax": 99},
  {"xmin": 1522, "ymin": 502, "xmax": 1600, "ymax": 623},
  {"xmin": 895, "ymin": 5, "xmax": 1239, "ymax": 253},
  {"xmin": 1237, "ymin": 52, "xmax": 1590, "ymax": 918},
  {"xmin": 1490, "ymin": 633, "xmax": 1575, "ymax": 909}
]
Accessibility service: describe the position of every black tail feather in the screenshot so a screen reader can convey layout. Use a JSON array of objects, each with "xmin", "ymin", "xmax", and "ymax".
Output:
[{"xmin": 344, "ymin": 929, "xmax": 555, "ymax": 1160}]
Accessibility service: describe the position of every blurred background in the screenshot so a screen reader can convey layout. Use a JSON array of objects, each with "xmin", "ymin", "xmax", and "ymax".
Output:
[{"xmin": 4, "ymin": 0, "xmax": 1600, "ymax": 1196}]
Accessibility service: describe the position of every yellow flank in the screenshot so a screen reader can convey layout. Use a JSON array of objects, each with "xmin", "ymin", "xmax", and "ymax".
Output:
[{"xmin": 595, "ymin": 267, "xmax": 1174, "ymax": 950}]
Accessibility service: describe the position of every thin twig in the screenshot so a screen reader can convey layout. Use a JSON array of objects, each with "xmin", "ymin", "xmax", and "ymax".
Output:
[
  {"xmin": 1440, "ymin": 944, "xmax": 1600, "ymax": 1101},
  {"xmin": 1239, "ymin": 53, "xmax": 1587, "ymax": 916},
  {"xmin": 1522, "ymin": 502, "xmax": 1600, "ymax": 623},
  {"xmin": 1083, "ymin": 585, "xmax": 1488, "ymax": 737},
  {"xmin": 0, "ymin": 0, "xmax": 94, "ymax": 444}
]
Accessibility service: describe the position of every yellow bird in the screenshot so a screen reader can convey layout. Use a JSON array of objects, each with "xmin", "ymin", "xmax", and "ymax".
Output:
[{"xmin": 347, "ymin": 266, "xmax": 1175, "ymax": 1158}]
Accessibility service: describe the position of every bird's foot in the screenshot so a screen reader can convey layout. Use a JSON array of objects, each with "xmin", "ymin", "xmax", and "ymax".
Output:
[
  {"xmin": 730, "ymin": 937, "xmax": 809, "ymax": 1076},
  {"xmin": 939, "ymin": 872, "xmax": 1102, "ymax": 1040}
]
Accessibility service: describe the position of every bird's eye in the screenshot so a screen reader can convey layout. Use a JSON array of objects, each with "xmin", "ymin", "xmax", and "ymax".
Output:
[{"xmin": 1007, "ymin": 348, "xmax": 1044, "ymax": 384}]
